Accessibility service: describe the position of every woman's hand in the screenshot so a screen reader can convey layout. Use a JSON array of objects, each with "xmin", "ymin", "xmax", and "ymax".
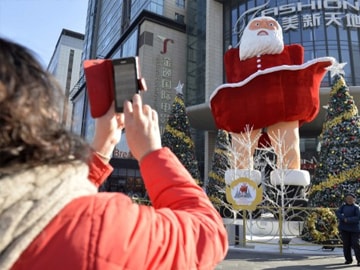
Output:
[
  {"xmin": 91, "ymin": 101, "xmax": 125, "ymax": 160},
  {"xmin": 124, "ymin": 94, "xmax": 161, "ymax": 162}
]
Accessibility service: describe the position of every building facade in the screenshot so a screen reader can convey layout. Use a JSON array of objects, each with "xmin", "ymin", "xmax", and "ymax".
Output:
[
  {"xmin": 69, "ymin": 0, "xmax": 188, "ymax": 195},
  {"xmin": 48, "ymin": 29, "xmax": 84, "ymax": 128},
  {"xmin": 70, "ymin": 0, "xmax": 360, "ymax": 193}
]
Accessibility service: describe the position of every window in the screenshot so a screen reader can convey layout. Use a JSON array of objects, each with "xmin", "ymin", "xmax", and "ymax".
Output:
[
  {"xmin": 121, "ymin": 29, "xmax": 138, "ymax": 57},
  {"xmin": 71, "ymin": 91, "xmax": 85, "ymax": 136},
  {"xmin": 175, "ymin": 13, "xmax": 185, "ymax": 24},
  {"xmin": 65, "ymin": 50, "xmax": 74, "ymax": 93},
  {"xmin": 139, "ymin": 31, "xmax": 154, "ymax": 48},
  {"xmin": 176, "ymin": 0, "xmax": 185, "ymax": 9},
  {"xmin": 84, "ymin": 102, "xmax": 95, "ymax": 143}
]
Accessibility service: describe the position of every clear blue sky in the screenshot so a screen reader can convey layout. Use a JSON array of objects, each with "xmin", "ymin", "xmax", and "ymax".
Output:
[{"xmin": 0, "ymin": 0, "xmax": 88, "ymax": 67}]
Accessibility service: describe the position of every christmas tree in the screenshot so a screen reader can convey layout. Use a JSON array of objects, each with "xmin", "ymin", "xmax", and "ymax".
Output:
[
  {"xmin": 206, "ymin": 129, "xmax": 232, "ymax": 215},
  {"xmin": 161, "ymin": 81, "xmax": 202, "ymax": 185},
  {"xmin": 308, "ymin": 74, "xmax": 360, "ymax": 208}
]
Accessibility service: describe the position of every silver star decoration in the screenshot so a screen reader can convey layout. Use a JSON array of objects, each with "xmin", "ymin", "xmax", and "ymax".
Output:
[
  {"xmin": 175, "ymin": 81, "xmax": 184, "ymax": 94},
  {"xmin": 326, "ymin": 60, "xmax": 346, "ymax": 77}
]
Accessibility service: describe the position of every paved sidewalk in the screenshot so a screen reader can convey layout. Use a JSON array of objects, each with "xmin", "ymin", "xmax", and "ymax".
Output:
[
  {"xmin": 218, "ymin": 218, "xmax": 351, "ymax": 269},
  {"xmin": 234, "ymin": 236, "xmax": 343, "ymax": 255},
  {"xmin": 216, "ymin": 248, "xmax": 349, "ymax": 270},
  {"xmin": 214, "ymin": 237, "xmax": 354, "ymax": 269}
]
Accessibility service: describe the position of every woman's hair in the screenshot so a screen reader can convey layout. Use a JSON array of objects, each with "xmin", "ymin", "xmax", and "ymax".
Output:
[{"xmin": 0, "ymin": 37, "xmax": 90, "ymax": 175}]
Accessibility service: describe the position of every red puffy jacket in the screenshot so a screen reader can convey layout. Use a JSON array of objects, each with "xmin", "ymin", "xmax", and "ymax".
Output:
[{"xmin": 12, "ymin": 148, "xmax": 228, "ymax": 270}]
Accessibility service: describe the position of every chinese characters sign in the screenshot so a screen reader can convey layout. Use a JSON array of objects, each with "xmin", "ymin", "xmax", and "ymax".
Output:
[
  {"xmin": 259, "ymin": 0, "xmax": 360, "ymax": 31},
  {"xmin": 155, "ymin": 56, "xmax": 173, "ymax": 134}
]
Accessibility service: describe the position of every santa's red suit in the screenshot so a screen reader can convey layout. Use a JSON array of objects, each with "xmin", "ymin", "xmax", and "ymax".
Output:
[{"xmin": 210, "ymin": 45, "xmax": 334, "ymax": 133}]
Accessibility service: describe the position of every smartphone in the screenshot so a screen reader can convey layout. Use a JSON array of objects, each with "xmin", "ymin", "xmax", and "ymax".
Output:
[{"xmin": 113, "ymin": 57, "xmax": 140, "ymax": 112}]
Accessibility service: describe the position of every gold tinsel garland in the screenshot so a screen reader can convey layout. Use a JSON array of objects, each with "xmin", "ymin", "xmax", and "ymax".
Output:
[
  {"xmin": 164, "ymin": 125, "xmax": 194, "ymax": 148},
  {"xmin": 175, "ymin": 95, "xmax": 184, "ymax": 106},
  {"xmin": 214, "ymin": 148, "xmax": 226, "ymax": 155},
  {"xmin": 214, "ymin": 148, "xmax": 233, "ymax": 163},
  {"xmin": 330, "ymin": 75, "xmax": 345, "ymax": 95},
  {"xmin": 322, "ymin": 107, "xmax": 359, "ymax": 130},
  {"xmin": 209, "ymin": 195, "xmax": 223, "ymax": 206},
  {"xmin": 305, "ymin": 208, "xmax": 339, "ymax": 243},
  {"xmin": 208, "ymin": 171, "xmax": 225, "ymax": 183},
  {"xmin": 330, "ymin": 75, "xmax": 350, "ymax": 96},
  {"xmin": 309, "ymin": 165, "xmax": 360, "ymax": 194},
  {"xmin": 323, "ymin": 74, "xmax": 358, "ymax": 129}
]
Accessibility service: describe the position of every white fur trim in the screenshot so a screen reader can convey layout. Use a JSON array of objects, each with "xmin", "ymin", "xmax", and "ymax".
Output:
[
  {"xmin": 270, "ymin": 169, "xmax": 310, "ymax": 186},
  {"xmin": 209, "ymin": 57, "xmax": 335, "ymax": 103},
  {"xmin": 224, "ymin": 169, "xmax": 262, "ymax": 185}
]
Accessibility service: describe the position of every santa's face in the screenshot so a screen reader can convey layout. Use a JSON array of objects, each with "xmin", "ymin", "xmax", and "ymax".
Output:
[
  {"xmin": 239, "ymin": 17, "xmax": 284, "ymax": 61},
  {"xmin": 248, "ymin": 18, "xmax": 279, "ymax": 32}
]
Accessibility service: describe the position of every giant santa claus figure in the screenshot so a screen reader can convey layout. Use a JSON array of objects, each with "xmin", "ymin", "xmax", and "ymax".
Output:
[{"xmin": 210, "ymin": 16, "xmax": 335, "ymax": 192}]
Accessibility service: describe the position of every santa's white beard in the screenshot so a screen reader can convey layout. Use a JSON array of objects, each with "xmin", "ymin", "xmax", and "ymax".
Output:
[{"xmin": 239, "ymin": 28, "xmax": 284, "ymax": 61}]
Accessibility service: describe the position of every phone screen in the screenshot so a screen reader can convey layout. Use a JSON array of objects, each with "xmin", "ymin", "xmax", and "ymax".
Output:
[{"xmin": 113, "ymin": 57, "xmax": 139, "ymax": 112}]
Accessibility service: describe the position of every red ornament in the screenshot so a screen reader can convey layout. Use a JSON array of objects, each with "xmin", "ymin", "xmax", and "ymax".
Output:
[{"xmin": 240, "ymin": 184, "xmax": 248, "ymax": 193}]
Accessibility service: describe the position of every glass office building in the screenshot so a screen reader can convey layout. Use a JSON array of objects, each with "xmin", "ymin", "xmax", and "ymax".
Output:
[{"xmin": 223, "ymin": 0, "xmax": 360, "ymax": 86}]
